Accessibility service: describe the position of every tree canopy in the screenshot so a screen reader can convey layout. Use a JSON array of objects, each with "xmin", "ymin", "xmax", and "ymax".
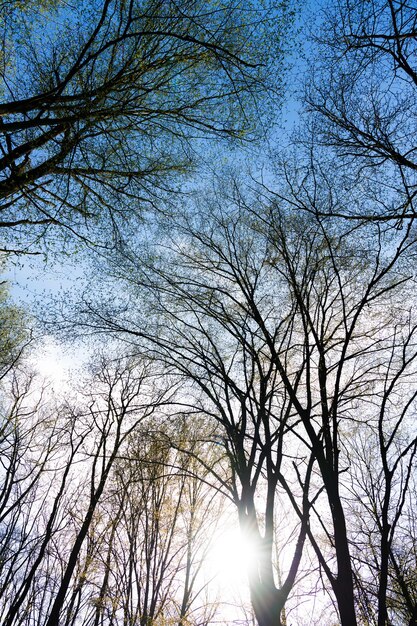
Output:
[
  {"xmin": 3, "ymin": 1, "xmax": 417, "ymax": 625},
  {"xmin": 0, "ymin": 0, "xmax": 291, "ymax": 253}
]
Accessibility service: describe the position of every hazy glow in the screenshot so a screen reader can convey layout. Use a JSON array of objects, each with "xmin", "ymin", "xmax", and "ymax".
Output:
[{"xmin": 32, "ymin": 339, "xmax": 73, "ymax": 388}]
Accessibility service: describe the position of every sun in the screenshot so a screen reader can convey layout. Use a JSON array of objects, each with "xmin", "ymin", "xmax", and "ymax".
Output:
[{"xmin": 208, "ymin": 526, "xmax": 259, "ymax": 585}]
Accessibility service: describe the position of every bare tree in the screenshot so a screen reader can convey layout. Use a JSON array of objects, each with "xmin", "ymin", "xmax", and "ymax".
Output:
[
  {"xmin": 0, "ymin": 351, "xmax": 233, "ymax": 626},
  {"xmin": 0, "ymin": 353, "xmax": 179, "ymax": 626},
  {"xmin": 83, "ymin": 416, "xmax": 225, "ymax": 626},
  {"xmin": 305, "ymin": 0, "xmax": 417, "ymax": 223},
  {"xmin": 0, "ymin": 368, "xmax": 85, "ymax": 626},
  {"xmin": 346, "ymin": 319, "xmax": 417, "ymax": 626},
  {"xmin": 78, "ymin": 202, "xmax": 324, "ymax": 626},
  {"xmin": 75, "ymin": 179, "xmax": 417, "ymax": 625},
  {"xmin": 41, "ymin": 356, "xmax": 171, "ymax": 626}
]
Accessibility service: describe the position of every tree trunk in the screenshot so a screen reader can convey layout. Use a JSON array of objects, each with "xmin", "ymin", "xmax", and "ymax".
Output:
[
  {"xmin": 249, "ymin": 581, "xmax": 284, "ymax": 626},
  {"xmin": 331, "ymin": 493, "xmax": 358, "ymax": 626}
]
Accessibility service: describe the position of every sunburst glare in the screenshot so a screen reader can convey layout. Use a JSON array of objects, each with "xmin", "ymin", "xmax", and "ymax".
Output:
[{"xmin": 208, "ymin": 526, "xmax": 259, "ymax": 584}]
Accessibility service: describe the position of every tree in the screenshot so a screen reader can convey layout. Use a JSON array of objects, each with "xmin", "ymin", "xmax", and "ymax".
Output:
[
  {"xmin": 41, "ymin": 355, "xmax": 172, "ymax": 626},
  {"xmin": 0, "ymin": 353, "xmax": 177, "ymax": 626},
  {"xmin": 0, "ymin": 0, "xmax": 292, "ymax": 253},
  {"xmin": 0, "ymin": 368, "xmax": 84, "ymax": 626},
  {"xmin": 0, "ymin": 349, "xmax": 234, "ymax": 626},
  {"xmin": 87, "ymin": 416, "xmax": 225, "ymax": 626},
  {"xmin": 76, "ymin": 200, "xmax": 324, "ymax": 626},
  {"xmin": 305, "ymin": 0, "xmax": 417, "ymax": 223},
  {"xmin": 75, "ymin": 179, "xmax": 417, "ymax": 625}
]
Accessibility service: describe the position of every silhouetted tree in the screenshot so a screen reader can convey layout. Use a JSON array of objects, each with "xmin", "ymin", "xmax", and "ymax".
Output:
[
  {"xmin": 306, "ymin": 0, "xmax": 417, "ymax": 223},
  {"xmin": 76, "ymin": 181, "xmax": 417, "ymax": 625}
]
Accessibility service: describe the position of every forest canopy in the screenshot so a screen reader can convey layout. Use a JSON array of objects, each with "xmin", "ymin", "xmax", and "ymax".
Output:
[{"xmin": 1, "ymin": 1, "xmax": 417, "ymax": 626}]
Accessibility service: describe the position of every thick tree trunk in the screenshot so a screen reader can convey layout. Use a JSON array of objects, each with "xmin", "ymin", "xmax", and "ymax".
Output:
[
  {"xmin": 249, "ymin": 581, "xmax": 284, "ymax": 626},
  {"xmin": 335, "ymin": 581, "xmax": 358, "ymax": 626},
  {"xmin": 329, "ymin": 482, "xmax": 358, "ymax": 626}
]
